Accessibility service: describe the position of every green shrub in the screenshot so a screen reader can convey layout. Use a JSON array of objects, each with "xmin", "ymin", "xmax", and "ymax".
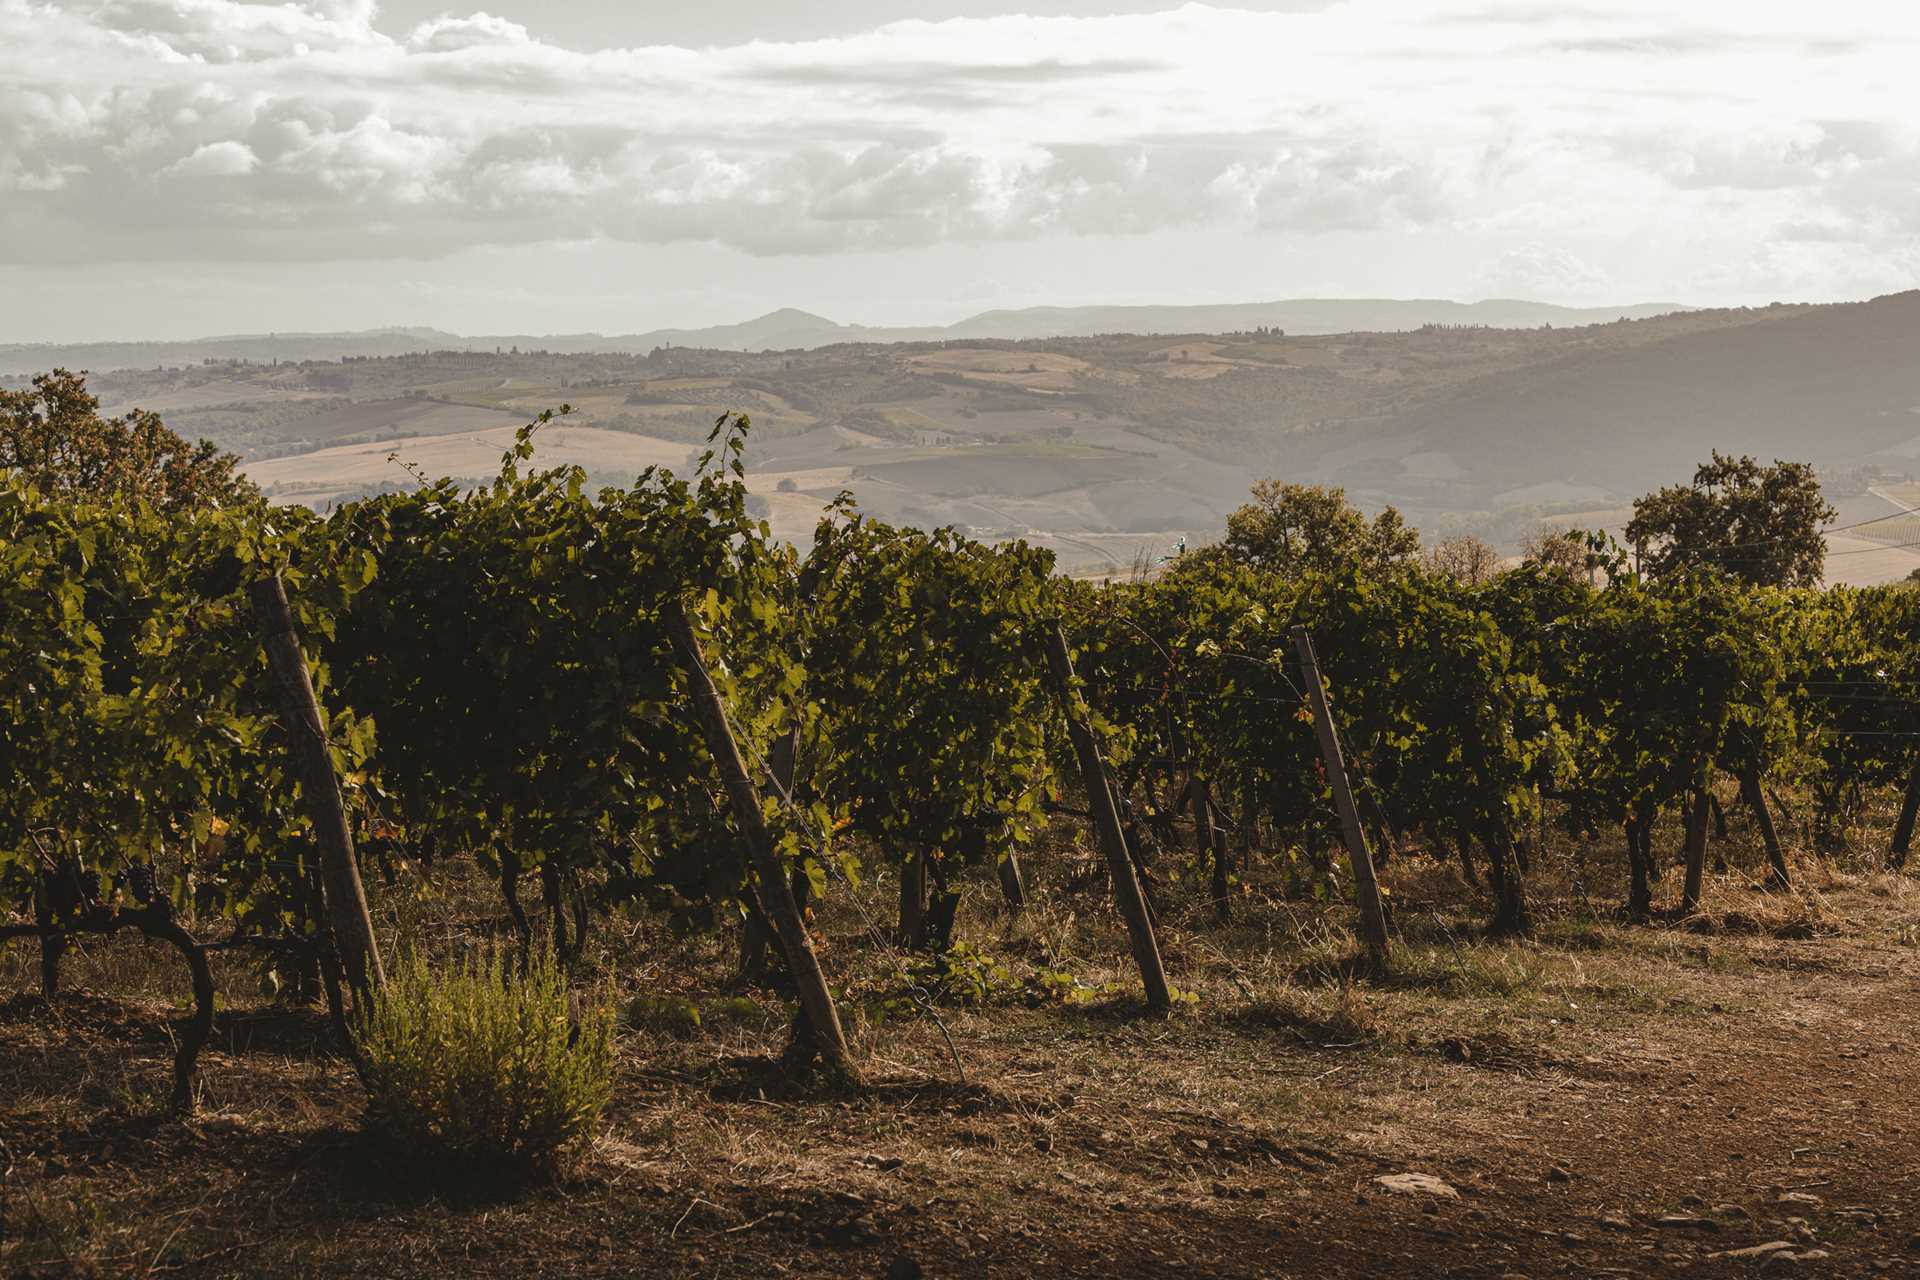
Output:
[
  {"xmin": 624, "ymin": 993, "xmax": 770, "ymax": 1036},
  {"xmin": 625, "ymin": 993, "xmax": 703, "ymax": 1036},
  {"xmin": 356, "ymin": 947, "xmax": 615, "ymax": 1180},
  {"xmin": 901, "ymin": 942, "xmax": 1014, "ymax": 1009}
]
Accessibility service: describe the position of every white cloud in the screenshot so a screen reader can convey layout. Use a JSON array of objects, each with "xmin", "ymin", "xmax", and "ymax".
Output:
[
  {"xmin": 406, "ymin": 12, "xmax": 533, "ymax": 52},
  {"xmin": 163, "ymin": 137, "xmax": 257, "ymax": 176},
  {"xmin": 0, "ymin": 0, "xmax": 1916, "ymax": 300}
]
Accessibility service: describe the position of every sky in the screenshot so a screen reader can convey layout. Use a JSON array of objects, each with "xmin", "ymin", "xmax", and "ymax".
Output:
[{"xmin": 2, "ymin": 0, "xmax": 1918, "ymax": 341}]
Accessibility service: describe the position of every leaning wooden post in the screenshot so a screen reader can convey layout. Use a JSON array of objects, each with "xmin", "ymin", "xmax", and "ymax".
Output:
[
  {"xmin": 1889, "ymin": 756, "xmax": 1920, "ymax": 871},
  {"xmin": 252, "ymin": 573, "xmax": 385, "ymax": 1000},
  {"xmin": 1289, "ymin": 626, "xmax": 1390, "ymax": 969},
  {"xmin": 665, "ymin": 600, "xmax": 856, "ymax": 1078},
  {"xmin": 1043, "ymin": 623, "xmax": 1172, "ymax": 1012},
  {"xmin": 1737, "ymin": 768, "xmax": 1791, "ymax": 889},
  {"xmin": 736, "ymin": 725, "xmax": 801, "ymax": 981}
]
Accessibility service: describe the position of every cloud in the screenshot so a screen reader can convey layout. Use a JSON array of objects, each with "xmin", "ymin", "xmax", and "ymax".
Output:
[
  {"xmin": 751, "ymin": 55, "xmax": 1172, "ymax": 87},
  {"xmin": 1475, "ymin": 243, "xmax": 1608, "ymax": 300},
  {"xmin": 0, "ymin": 0, "xmax": 1916, "ymax": 279},
  {"xmin": 405, "ymin": 12, "xmax": 533, "ymax": 52},
  {"xmin": 163, "ymin": 138, "xmax": 258, "ymax": 176}
]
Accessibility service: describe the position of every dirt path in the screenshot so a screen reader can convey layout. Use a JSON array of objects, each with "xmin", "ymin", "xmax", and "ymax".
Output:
[
  {"xmin": 992, "ymin": 961, "xmax": 1920, "ymax": 1278},
  {"xmin": 1386, "ymin": 982, "xmax": 1915, "ymax": 1277}
]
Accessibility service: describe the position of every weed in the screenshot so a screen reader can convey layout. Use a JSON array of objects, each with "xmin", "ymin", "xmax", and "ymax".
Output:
[{"xmin": 356, "ymin": 946, "xmax": 615, "ymax": 1181}]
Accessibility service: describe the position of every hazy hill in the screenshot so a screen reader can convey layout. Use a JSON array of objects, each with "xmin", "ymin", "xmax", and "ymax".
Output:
[
  {"xmin": 938, "ymin": 298, "xmax": 1688, "ymax": 341},
  {"xmin": 0, "ymin": 297, "xmax": 1689, "ymax": 374},
  {"xmin": 0, "ymin": 328, "xmax": 455, "ymax": 375},
  {"xmin": 624, "ymin": 307, "xmax": 850, "ymax": 352},
  {"xmin": 20, "ymin": 293, "xmax": 1918, "ymax": 582},
  {"xmin": 1308, "ymin": 293, "xmax": 1920, "ymax": 512}
]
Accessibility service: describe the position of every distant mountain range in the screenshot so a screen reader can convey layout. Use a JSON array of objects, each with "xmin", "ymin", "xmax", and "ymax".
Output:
[{"xmin": 0, "ymin": 298, "xmax": 1691, "ymax": 375}]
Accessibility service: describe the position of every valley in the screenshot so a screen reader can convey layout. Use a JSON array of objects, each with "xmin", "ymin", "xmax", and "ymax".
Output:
[{"xmin": 18, "ymin": 293, "xmax": 1920, "ymax": 581}]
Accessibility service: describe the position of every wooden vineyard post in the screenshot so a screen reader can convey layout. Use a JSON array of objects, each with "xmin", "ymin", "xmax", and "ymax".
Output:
[
  {"xmin": 1890, "ymin": 757, "xmax": 1920, "ymax": 871},
  {"xmin": 252, "ymin": 573, "xmax": 386, "ymax": 1001},
  {"xmin": 1289, "ymin": 626, "xmax": 1390, "ymax": 969},
  {"xmin": 1043, "ymin": 623, "xmax": 1172, "ymax": 1013},
  {"xmin": 665, "ymin": 600, "xmax": 856, "ymax": 1078},
  {"xmin": 1737, "ymin": 768, "xmax": 1792, "ymax": 889}
]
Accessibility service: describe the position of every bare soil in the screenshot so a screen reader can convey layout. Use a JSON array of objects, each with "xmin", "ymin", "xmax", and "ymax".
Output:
[{"xmin": 4, "ymin": 825, "xmax": 1919, "ymax": 1278}]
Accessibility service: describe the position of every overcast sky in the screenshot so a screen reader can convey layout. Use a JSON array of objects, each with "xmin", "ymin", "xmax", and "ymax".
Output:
[{"xmin": 3, "ymin": 1, "xmax": 1917, "ymax": 341}]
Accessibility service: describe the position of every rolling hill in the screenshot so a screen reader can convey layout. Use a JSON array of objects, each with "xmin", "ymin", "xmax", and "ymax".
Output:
[
  {"xmin": 1309, "ymin": 292, "xmax": 1920, "ymax": 513},
  {"xmin": 936, "ymin": 298, "xmax": 1689, "ymax": 342},
  {"xmin": 0, "ymin": 297, "xmax": 1690, "ymax": 374},
  {"xmin": 14, "ymin": 292, "xmax": 1917, "ymax": 582}
]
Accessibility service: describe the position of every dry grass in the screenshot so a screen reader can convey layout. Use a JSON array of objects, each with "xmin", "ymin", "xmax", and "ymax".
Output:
[
  {"xmin": 4, "ymin": 790, "xmax": 1920, "ymax": 1276},
  {"xmin": 242, "ymin": 422, "xmax": 693, "ymax": 500}
]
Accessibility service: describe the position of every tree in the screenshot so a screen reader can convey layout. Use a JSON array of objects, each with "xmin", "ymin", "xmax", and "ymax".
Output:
[
  {"xmin": 1422, "ymin": 534, "xmax": 1500, "ymax": 585},
  {"xmin": 1625, "ymin": 453, "xmax": 1832, "ymax": 587},
  {"xmin": 1520, "ymin": 526, "xmax": 1591, "ymax": 581},
  {"xmin": 1220, "ymin": 480, "xmax": 1419, "ymax": 577},
  {"xmin": 0, "ymin": 369, "xmax": 253, "ymax": 511}
]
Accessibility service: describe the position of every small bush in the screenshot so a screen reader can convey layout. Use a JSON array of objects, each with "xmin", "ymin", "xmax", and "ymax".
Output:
[
  {"xmin": 625, "ymin": 993, "xmax": 771, "ymax": 1037},
  {"xmin": 906, "ymin": 942, "xmax": 1014, "ymax": 1007},
  {"xmin": 625, "ymin": 993, "xmax": 704, "ymax": 1036},
  {"xmin": 356, "ymin": 947, "xmax": 615, "ymax": 1180},
  {"xmin": 878, "ymin": 944, "xmax": 1116, "ymax": 1014}
]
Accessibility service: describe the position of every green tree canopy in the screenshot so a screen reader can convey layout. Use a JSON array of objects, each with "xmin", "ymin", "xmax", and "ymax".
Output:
[
  {"xmin": 1624, "ymin": 452, "xmax": 1832, "ymax": 587},
  {"xmin": 1219, "ymin": 480, "xmax": 1419, "ymax": 576},
  {"xmin": 0, "ymin": 368, "xmax": 254, "ymax": 512}
]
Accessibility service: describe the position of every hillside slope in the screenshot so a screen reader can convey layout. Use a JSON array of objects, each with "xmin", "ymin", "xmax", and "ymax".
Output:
[
  {"xmin": 0, "ymin": 297, "xmax": 1691, "ymax": 374},
  {"xmin": 1303, "ymin": 292, "xmax": 1920, "ymax": 512},
  {"xmin": 30, "ymin": 295, "xmax": 1919, "ymax": 581},
  {"xmin": 942, "ymin": 298, "xmax": 1687, "ymax": 341}
]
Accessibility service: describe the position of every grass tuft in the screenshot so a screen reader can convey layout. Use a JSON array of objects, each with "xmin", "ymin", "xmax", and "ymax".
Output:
[{"xmin": 1233, "ymin": 978, "xmax": 1388, "ymax": 1048}]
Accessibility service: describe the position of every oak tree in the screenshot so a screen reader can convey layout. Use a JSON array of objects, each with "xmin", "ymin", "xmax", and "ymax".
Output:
[
  {"xmin": 0, "ymin": 369, "xmax": 253, "ymax": 511},
  {"xmin": 1219, "ymin": 480, "xmax": 1419, "ymax": 577},
  {"xmin": 1625, "ymin": 453, "xmax": 1832, "ymax": 587}
]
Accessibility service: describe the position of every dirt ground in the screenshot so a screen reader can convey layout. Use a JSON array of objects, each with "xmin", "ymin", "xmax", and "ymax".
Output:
[{"xmin": 4, "ymin": 820, "xmax": 1919, "ymax": 1278}]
